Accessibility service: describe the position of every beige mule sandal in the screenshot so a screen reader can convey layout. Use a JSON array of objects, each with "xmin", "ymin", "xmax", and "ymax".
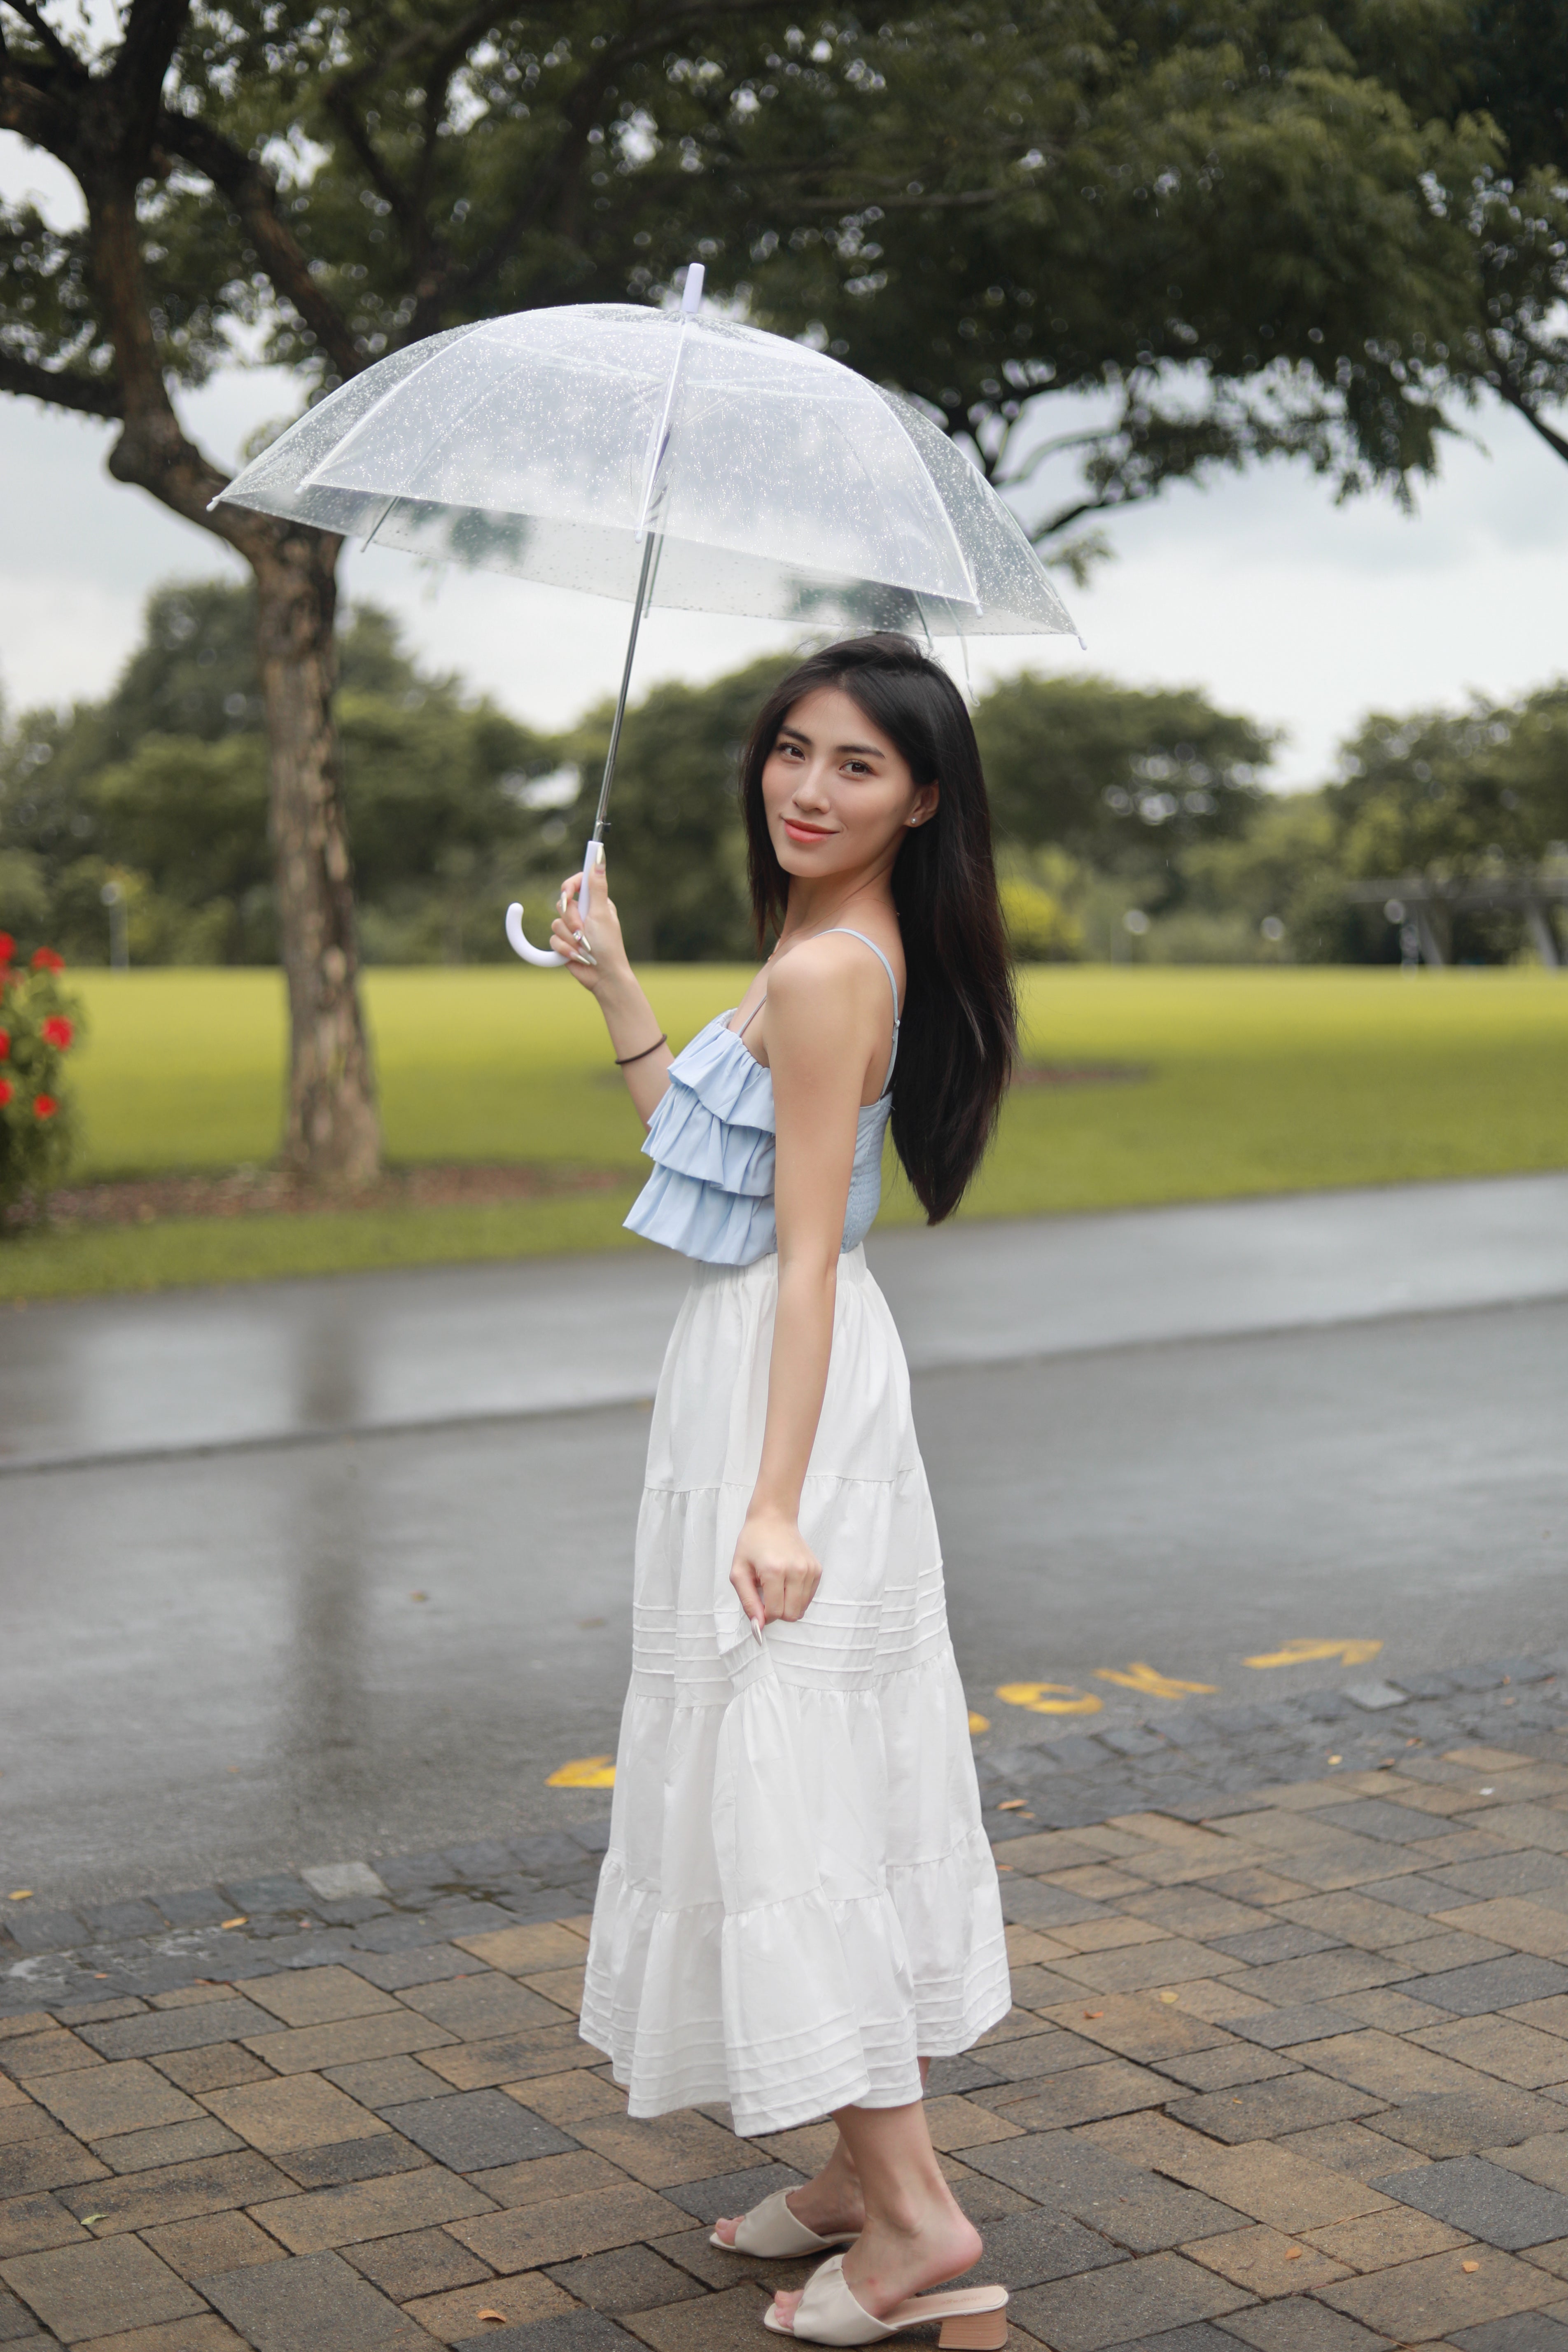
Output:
[
  {"xmin": 711, "ymin": 2189, "xmax": 859, "ymax": 2259},
  {"xmin": 763, "ymin": 2252, "xmax": 1008, "ymax": 2349}
]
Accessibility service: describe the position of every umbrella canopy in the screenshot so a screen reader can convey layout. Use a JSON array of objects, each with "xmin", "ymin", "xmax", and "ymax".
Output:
[
  {"xmin": 217, "ymin": 301, "xmax": 1076, "ymax": 641},
  {"xmin": 219, "ymin": 279, "xmax": 1077, "ymax": 966}
]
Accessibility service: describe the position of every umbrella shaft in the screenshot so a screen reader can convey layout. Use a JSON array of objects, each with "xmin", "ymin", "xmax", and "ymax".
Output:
[{"xmin": 592, "ymin": 527, "xmax": 660, "ymax": 840}]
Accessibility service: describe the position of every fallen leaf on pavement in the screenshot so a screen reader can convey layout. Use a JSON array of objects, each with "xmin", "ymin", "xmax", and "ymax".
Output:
[{"xmin": 221, "ymin": 1917, "xmax": 247, "ymax": 1930}]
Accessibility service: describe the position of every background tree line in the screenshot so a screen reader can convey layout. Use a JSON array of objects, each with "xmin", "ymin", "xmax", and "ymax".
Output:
[
  {"xmin": 5, "ymin": 0, "xmax": 1568, "ymax": 1174},
  {"xmin": 5, "ymin": 577, "xmax": 1564, "ymax": 975}
]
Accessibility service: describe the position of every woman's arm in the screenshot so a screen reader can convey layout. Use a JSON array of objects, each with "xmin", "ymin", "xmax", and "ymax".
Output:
[
  {"xmin": 548, "ymin": 857, "xmax": 673, "ymax": 1125},
  {"xmin": 729, "ymin": 942, "xmax": 886, "ymax": 1631}
]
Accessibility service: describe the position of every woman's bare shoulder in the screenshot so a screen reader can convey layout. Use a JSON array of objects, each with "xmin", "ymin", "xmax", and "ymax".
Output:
[{"xmin": 768, "ymin": 927, "xmax": 902, "ymax": 1013}]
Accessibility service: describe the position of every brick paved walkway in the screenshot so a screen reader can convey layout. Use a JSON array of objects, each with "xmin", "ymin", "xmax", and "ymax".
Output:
[{"xmin": 8, "ymin": 1664, "xmax": 1568, "ymax": 2349}]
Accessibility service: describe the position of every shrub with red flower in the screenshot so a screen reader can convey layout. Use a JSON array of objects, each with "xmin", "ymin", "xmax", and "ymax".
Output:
[{"xmin": 0, "ymin": 947, "xmax": 83, "ymax": 1230}]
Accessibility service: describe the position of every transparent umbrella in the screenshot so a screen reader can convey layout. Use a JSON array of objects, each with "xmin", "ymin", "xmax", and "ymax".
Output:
[{"xmin": 217, "ymin": 266, "xmax": 1077, "ymax": 963}]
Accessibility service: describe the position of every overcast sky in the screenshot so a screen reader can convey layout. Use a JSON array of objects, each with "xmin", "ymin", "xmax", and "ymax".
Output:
[{"xmin": 5, "ymin": 142, "xmax": 1568, "ymax": 790}]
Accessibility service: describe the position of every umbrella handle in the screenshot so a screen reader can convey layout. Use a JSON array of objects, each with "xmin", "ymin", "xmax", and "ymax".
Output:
[
  {"xmin": 504, "ymin": 839, "xmax": 603, "ymax": 968},
  {"xmin": 504, "ymin": 904, "xmax": 563, "ymax": 966}
]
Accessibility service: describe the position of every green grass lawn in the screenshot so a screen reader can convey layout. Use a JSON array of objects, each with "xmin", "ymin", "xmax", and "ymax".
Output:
[{"xmin": 4, "ymin": 963, "xmax": 1564, "ymax": 1300}]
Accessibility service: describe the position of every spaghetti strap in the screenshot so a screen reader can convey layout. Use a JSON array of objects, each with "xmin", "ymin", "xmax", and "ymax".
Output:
[
  {"xmin": 822, "ymin": 927, "xmax": 901, "ymax": 1093},
  {"xmin": 731, "ymin": 928, "xmax": 901, "ymax": 1087}
]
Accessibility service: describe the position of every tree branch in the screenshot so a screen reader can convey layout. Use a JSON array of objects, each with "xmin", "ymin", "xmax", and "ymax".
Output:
[
  {"xmin": 1492, "ymin": 366, "xmax": 1568, "ymax": 465},
  {"xmin": 323, "ymin": 0, "xmax": 495, "ymax": 113},
  {"xmin": 110, "ymin": 0, "xmax": 190, "ymax": 151},
  {"xmin": 0, "ymin": 0, "xmax": 76, "ymax": 71},
  {"xmin": 322, "ymin": 79, "xmax": 415, "ymax": 231},
  {"xmin": 161, "ymin": 111, "xmax": 364, "ymax": 379},
  {"xmin": 774, "ymin": 184, "xmax": 1004, "ymax": 215},
  {"xmin": 428, "ymin": 52, "xmax": 620, "ymax": 321},
  {"xmin": 0, "ymin": 346, "xmax": 121, "ymax": 413},
  {"xmin": 993, "ymin": 424, "xmax": 1125, "ymax": 492},
  {"xmin": 1034, "ymin": 482, "xmax": 1164, "ymax": 541},
  {"xmin": 0, "ymin": 49, "xmax": 72, "ymax": 152}
]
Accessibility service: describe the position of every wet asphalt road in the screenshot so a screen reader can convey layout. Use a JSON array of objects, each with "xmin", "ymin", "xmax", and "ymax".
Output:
[{"xmin": 3, "ymin": 1179, "xmax": 1565, "ymax": 1907}]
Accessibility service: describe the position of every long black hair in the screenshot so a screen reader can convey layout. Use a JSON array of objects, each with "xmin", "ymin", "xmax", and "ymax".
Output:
[{"xmin": 740, "ymin": 633, "xmax": 1016, "ymax": 1225}]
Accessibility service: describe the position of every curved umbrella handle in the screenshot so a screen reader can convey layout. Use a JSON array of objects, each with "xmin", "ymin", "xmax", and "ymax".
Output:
[
  {"xmin": 504, "ymin": 839, "xmax": 603, "ymax": 968},
  {"xmin": 504, "ymin": 903, "xmax": 564, "ymax": 966}
]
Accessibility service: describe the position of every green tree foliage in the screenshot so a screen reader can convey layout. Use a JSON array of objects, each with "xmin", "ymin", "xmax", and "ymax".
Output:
[
  {"xmin": 0, "ymin": 583, "xmax": 557, "ymax": 964},
  {"xmin": 1175, "ymin": 792, "xmax": 1346, "ymax": 964},
  {"xmin": 1319, "ymin": 688, "xmax": 1568, "ymax": 963},
  {"xmin": 0, "ymin": 3, "xmax": 1512, "ymax": 556},
  {"xmin": 1155, "ymin": 683, "xmax": 1568, "ymax": 970},
  {"xmin": 1419, "ymin": 2, "xmax": 1568, "ymax": 478},
  {"xmin": 11, "ymin": 572, "xmax": 1566, "ymax": 976},
  {"xmin": 733, "ymin": 6, "xmax": 1498, "ymax": 548},
  {"xmin": 974, "ymin": 673, "xmax": 1275, "ymax": 865},
  {"xmin": 1332, "ymin": 691, "xmax": 1568, "ymax": 878}
]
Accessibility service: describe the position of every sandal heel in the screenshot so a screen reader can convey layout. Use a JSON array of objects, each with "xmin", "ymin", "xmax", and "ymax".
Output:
[{"xmin": 938, "ymin": 2315, "xmax": 1007, "ymax": 2350}]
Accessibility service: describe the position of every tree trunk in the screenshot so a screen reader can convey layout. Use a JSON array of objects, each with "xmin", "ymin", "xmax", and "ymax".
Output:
[{"xmin": 253, "ymin": 527, "xmax": 381, "ymax": 1184}]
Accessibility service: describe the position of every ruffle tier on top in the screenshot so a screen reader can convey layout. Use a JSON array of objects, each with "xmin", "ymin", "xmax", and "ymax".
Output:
[
  {"xmin": 623, "ymin": 1012, "xmax": 895, "ymax": 1267},
  {"xmin": 578, "ymin": 1248, "xmax": 1010, "ymax": 2135},
  {"xmin": 624, "ymin": 1015, "xmax": 778, "ymax": 1267}
]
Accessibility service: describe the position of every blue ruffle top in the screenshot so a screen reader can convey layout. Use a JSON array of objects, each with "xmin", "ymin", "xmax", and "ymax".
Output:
[{"xmin": 624, "ymin": 931, "xmax": 901, "ymax": 1267}]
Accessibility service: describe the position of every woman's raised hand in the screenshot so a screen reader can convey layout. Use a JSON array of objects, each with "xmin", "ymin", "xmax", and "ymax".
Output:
[
  {"xmin": 730, "ymin": 1507, "xmax": 823, "ymax": 1633},
  {"xmin": 548, "ymin": 854, "xmax": 631, "ymax": 993}
]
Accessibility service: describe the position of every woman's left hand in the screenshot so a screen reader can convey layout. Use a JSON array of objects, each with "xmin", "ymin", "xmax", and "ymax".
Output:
[{"xmin": 731, "ymin": 1508, "xmax": 821, "ymax": 1631}]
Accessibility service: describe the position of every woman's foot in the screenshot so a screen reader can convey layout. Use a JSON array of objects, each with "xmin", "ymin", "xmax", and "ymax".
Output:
[
  {"xmin": 769, "ymin": 2194, "xmax": 982, "ymax": 2331},
  {"xmin": 714, "ymin": 2147, "xmax": 865, "ymax": 2249}
]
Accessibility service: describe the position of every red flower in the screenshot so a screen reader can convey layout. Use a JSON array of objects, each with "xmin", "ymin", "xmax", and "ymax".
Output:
[
  {"xmin": 0, "ymin": 1080, "xmax": 10, "ymax": 1107},
  {"xmin": 42, "ymin": 1016, "xmax": 73, "ymax": 1050},
  {"xmin": 0, "ymin": 1031, "xmax": 8, "ymax": 1059},
  {"xmin": 33, "ymin": 1094, "xmax": 57, "ymax": 1120},
  {"xmin": 0, "ymin": 933, "xmax": 12, "ymax": 963},
  {"xmin": 31, "ymin": 947, "xmax": 64, "ymax": 971}
]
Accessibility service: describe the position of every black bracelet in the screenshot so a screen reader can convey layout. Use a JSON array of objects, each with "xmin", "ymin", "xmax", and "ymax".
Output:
[{"xmin": 614, "ymin": 1032, "xmax": 668, "ymax": 1067}]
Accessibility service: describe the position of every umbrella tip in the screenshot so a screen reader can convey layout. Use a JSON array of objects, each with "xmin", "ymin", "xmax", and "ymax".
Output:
[{"xmin": 681, "ymin": 261, "xmax": 705, "ymax": 314}]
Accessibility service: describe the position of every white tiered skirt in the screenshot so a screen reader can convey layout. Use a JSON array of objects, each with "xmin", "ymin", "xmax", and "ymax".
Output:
[{"xmin": 579, "ymin": 1245, "xmax": 1009, "ymax": 2135}]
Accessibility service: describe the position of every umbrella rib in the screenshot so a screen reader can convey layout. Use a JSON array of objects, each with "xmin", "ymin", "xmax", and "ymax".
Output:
[
  {"xmin": 291, "ymin": 324, "xmax": 485, "ymax": 497},
  {"xmin": 634, "ymin": 317, "xmax": 691, "ymax": 543},
  {"xmin": 868, "ymin": 389, "xmax": 982, "ymax": 614}
]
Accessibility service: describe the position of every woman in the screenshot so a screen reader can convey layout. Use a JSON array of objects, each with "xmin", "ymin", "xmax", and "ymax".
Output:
[{"xmin": 559, "ymin": 634, "xmax": 1014, "ymax": 2350}]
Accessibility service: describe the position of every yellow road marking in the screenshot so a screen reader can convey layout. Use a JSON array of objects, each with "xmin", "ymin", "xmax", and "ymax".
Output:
[
  {"xmin": 1245, "ymin": 1638, "xmax": 1384, "ymax": 1669},
  {"xmin": 548, "ymin": 1755, "xmax": 616, "ymax": 1789},
  {"xmin": 996, "ymin": 1682, "xmax": 1104, "ymax": 1716},
  {"xmin": 968, "ymin": 1712, "xmax": 991, "ymax": 1734},
  {"xmin": 1095, "ymin": 1662, "xmax": 1218, "ymax": 1699}
]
